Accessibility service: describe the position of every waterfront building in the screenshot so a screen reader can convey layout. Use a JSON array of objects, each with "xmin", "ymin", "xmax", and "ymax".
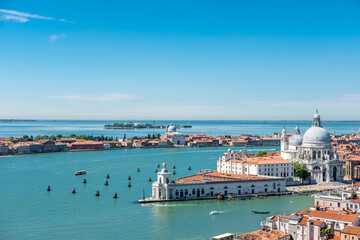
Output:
[
  {"xmin": 70, "ymin": 141, "xmax": 104, "ymax": 150},
  {"xmin": 29, "ymin": 142, "xmax": 43, "ymax": 153},
  {"xmin": 280, "ymin": 111, "xmax": 344, "ymax": 183},
  {"xmin": 12, "ymin": 142, "xmax": 31, "ymax": 154},
  {"xmin": 164, "ymin": 123, "xmax": 186, "ymax": 146},
  {"xmin": 147, "ymin": 163, "xmax": 286, "ymax": 202},
  {"xmin": 0, "ymin": 143, "xmax": 9, "ymax": 155},
  {"xmin": 39, "ymin": 139, "xmax": 56, "ymax": 152},
  {"xmin": 55, "ymin": 142, "xmax": 68, "ymax": 152},
  {"xmin": 217, "ymin": 149, "xmax": 294, "ymax": 183}
]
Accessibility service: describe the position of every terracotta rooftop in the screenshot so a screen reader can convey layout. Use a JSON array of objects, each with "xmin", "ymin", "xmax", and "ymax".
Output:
[
  {"xmin": 237, "ymin": 229, "xmax": 290, "ymax": 240},
  {"xmin": 269, "ymin": 215, "xmax": 290, "ymax": 222},
  {"xmin": 172, "ymin": 171, "xmax": 278, "ymax": 184},
  {"xmin": 342, "ymin": 226, "xmax": 360, "ymax": 236},
  {"xmin": 299, "ymin": 209, "xmax": 358, "ymax": 222},
  {"xmin": 225, "ymin": 155, "xmax": 291, "ymax": 165}
]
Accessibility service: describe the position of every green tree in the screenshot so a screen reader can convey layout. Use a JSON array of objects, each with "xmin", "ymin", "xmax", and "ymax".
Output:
[
  {"xmin": 294, "ymin": 162, "xmax": 310, "ymax": 183},
  {"xmin": 256, "ymin": 151, "xmax": 267, "ymax": 157},
  {"xmin": 34, "ymin": 135, "xmax": 42, "ymax": 142},
  {"xmin": 56, "ymin": 134, "xmax": 63, "ymax": 140}
]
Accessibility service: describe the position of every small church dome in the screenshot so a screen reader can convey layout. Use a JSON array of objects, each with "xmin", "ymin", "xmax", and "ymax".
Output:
[
  {"xmin": 167, "ymin": 123, "xmax": 176, "ymax": 133},
  {"xmin": 289, "ymin": 134, "xmax": 303, "ymax": 146}
]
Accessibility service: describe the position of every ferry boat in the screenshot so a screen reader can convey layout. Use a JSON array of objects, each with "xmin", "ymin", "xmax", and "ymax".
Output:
[
  {"xmin": 74, "ymin": 170, "xmax": 86, "ymax": 176},
  {"xmin": 209, "ymin": 211, "xmax": 221, "ymax": 215}
]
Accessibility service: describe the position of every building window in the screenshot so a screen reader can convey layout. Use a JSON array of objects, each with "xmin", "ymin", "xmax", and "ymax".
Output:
[
  {"xmin": 201, "ymin": 188, "xmax": 205, "ymax": 194},
  {"xmin": 185, "ymin": 189, "xmax": 188, "ymax": 195},
  {"xmin": 192, "ymin": 189, "xmax": 195, "ymax": 195},
  {"xmin": 175, "ymin": 190, "xmax": 179, "ymax": 196}
]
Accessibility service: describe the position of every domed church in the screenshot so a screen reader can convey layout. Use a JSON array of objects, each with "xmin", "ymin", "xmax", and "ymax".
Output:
[{"xmin": 281, "ymin": 111, "xmax": 343, "ymax": 183}]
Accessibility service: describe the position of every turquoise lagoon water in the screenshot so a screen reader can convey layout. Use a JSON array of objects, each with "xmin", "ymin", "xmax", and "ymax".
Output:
[
  {"xmin": 0, "ymin": 120, "xmax": 359, "ymax": 138},
  {"xmin": 0, "ymin": 146, "xmax": 314, "ymax": 239}
]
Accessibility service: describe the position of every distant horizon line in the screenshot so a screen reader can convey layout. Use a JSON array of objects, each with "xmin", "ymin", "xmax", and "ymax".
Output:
[{"xmin": 1, "ymin": 119, "xmax": 360, "ymax": 122}]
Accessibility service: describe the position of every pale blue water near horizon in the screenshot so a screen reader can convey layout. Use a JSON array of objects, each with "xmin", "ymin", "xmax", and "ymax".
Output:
[
  {"xmin": 0, "ymin": 146, "xmax": 314, "ymax": 240},
  {"xmin": 0, "ymin": 120, "xmax": 359, "ymax": 138}
]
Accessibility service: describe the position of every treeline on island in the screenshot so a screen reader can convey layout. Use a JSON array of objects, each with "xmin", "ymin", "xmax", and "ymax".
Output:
[{"xmin": 104, "ymin": 122, "xmax": 191, "ymax": 129}]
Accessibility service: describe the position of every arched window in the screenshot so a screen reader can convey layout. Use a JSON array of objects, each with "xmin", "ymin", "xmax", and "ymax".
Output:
[
  {"xmin": 224, "ymin": 186, "xmax": 228, "ymax": 189},
  {"xmin": 192, "ymin": 189, "xmax": 195, "ymax": 195},
  {"xmin": 210, "ymin": 187, "xmax": 214, "ymax": 190},
  {"xmin": 251, "ymin": 185, "xmax": 255, "ymax": 188},
  {"xmin": 175, "ymin": 190, "xmax": 179, "ymax": 196},
  {"xmin": 159, "ymin": 178, "xmax": 162, "ymax": 184},
  {"xmin": 201, "ymin": 188, "xmax": 205, "ymax": 194},
  {"xmin": 166, "ymin": 178, "xmax": 169, "ymax": 184},
  {"xmin": 264, "ymin": 184, "xmax": 268, "ymax": 187},
  {"xmin": 185, "ymin": 189, "xmax": 188, "ymax": 195},
  {"xmin": 238, "ymin": 186, "xmax": 242, "ymax": 188}
]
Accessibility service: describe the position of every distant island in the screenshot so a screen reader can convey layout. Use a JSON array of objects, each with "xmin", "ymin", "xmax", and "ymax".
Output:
[{"xmin": 104, "ymin": 122, "xmax": 192, "ymax": 129}]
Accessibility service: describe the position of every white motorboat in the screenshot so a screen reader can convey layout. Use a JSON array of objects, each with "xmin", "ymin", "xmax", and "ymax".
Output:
[
  {"xmin": 74, "ymin": 170, "xmax": 87, "ymax": 176},
  {"xmin": 209, "ymin": 211, "xmax": 221, "ymax": 215}
]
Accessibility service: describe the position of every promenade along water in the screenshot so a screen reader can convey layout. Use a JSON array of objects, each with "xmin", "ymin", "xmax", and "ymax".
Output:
[{"xmin": 0, "ymin": 146, "xmax": 313, "ymax": 239}]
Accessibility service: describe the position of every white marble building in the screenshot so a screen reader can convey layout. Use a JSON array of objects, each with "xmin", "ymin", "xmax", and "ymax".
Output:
[
  {"xmin": 148, "ymin": 163, "xmax": 286, "ymax": 201},
  {"xmin": 217, "ymin": 149, "xmax": 294, "ymax": 183},
  {"xmin": 281, "ymin": 111, "xmax": 343, "ymax": 183}
]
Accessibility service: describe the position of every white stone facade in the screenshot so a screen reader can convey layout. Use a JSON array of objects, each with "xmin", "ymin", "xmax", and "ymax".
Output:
[
  {"xmin": 149, "ymin": 165, "xmax": 286, "ymax": 201},
  {"xmin": 281, "ymin": 111, "xmax": 344, "ymax": 184},
  {"xmin": 217, "ymin": 149, "xmax": 294, "ymax": 182}
]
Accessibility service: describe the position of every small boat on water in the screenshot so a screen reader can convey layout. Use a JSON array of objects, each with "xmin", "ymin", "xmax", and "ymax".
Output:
[
  {"xmin": 209, "ymin": 211, "xmax": 221, "ymax": 215},
  {"xmin": 74, "ymin": 170, "xmax": 87, "ymax": 176},
  {"xmin": 252, "ymin": 210, "xmax": 270, "ymax": 214}
]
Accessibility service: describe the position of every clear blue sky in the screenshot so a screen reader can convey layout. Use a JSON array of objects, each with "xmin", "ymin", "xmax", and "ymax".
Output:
[{"xmin": 1, "ymin": 0, "xmax": 360, "ymax": 120}]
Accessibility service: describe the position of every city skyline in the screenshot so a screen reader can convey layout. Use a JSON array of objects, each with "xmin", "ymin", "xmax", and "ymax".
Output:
[{"xmin": 1, "ymin": 1, "xmax": 360, "ymax": 120}]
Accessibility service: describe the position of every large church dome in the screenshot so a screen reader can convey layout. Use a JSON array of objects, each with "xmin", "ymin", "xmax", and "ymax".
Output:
[{"xmin": 303, "ymin": 127, "xmax": 331, "ymax": 144}]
